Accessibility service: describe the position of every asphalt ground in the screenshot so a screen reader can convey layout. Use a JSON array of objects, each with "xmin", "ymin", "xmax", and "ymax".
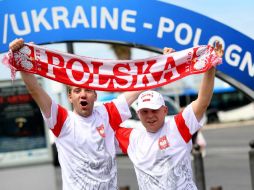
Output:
[{"xmin": 205, "ymin": 119, "xmax": 254, "ymax": 130}]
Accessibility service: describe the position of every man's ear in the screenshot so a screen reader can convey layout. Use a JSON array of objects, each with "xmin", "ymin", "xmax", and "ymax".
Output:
[
  {"xmin": 68, "ymin": 93, "xmax": 73, "ymax": 103},
  {"xmin": 164, "ymin": 106, "xmax": 168, "ymax": 115},
  {"xmin": 94, "ymin": 91, "xmax": 97, "ymax": 101},
  {"xmin": 137, "ymin": 111, "xmax": 141, "ymax": 120}
]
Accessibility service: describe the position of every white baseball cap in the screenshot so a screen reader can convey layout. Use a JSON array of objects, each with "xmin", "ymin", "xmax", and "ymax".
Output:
[{"xmin": 137, "ymin": 90, "xmax": 165, "ymax": 111}]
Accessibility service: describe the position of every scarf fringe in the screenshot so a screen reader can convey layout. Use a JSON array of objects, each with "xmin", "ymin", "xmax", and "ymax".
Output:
[{"xmin": 2, "ymin": 50, "xmax": 17, "ymax": 82}]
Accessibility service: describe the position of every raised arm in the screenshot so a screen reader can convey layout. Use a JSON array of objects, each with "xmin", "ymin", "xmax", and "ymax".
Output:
[
  {"xmin": 9, "ymin": 38, "xmax": 52, "ymax": 118},
  {"xmin": 192, "ymin": 68, "xmax": 215, "ymax": 121},
  {"xmin": 122, "ymin": 91, "xmax": 142, "ymax": 106},
  {"xmin": 192, "ymin": 42, "xmax": 224, "ymax": 121}
]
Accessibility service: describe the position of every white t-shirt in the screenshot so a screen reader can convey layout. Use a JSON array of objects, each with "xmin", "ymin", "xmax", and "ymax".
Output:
[
  {"xmin": 43, "ymin": 95, "xmax": 131, "ymax": 190},
  {"xmin": 114, "ymin": 104, "xmax": 204, "ymax": 190}
]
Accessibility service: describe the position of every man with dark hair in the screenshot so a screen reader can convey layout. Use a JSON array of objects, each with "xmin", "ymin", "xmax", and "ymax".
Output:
[{"xmin": 9, "ymin": 38, "xmax": 141, "ymax": 190}]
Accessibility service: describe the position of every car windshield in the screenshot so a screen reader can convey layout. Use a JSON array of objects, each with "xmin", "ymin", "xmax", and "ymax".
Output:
[{"xmin": 165, "ymin": 100, "xmax": 179, "ymax": 115}]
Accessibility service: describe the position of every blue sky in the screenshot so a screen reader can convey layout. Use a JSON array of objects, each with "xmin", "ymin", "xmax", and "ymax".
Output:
[{"xmin": 158, "ymin": 0, "xmax": 254, "ymax": 39}]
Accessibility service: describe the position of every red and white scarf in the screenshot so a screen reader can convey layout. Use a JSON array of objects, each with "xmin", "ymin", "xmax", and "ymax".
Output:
[{"xmin": 2, "ymin": 44, "xmax": 221, "ymax": 91}]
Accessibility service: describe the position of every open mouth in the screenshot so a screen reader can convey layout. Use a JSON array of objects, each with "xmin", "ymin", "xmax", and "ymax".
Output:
[
  {"xmin": 147, "ymin": 120, "xmax": 156, "ymax": 124},
  {"xmin": 80, "ymin": 100, "xmax": 88, "ymax": 107}
]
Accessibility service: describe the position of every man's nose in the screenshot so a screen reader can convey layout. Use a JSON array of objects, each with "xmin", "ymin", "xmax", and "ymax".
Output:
[
  {"xmin": 146, "ymin": 110, "xmax": 154, "ymax": 117},
  {"xmin": 80, "ymin": 90, "xmax": 88, "ymax": 97}
]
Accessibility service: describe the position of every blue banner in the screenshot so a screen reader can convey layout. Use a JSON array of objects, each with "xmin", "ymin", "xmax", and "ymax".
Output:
[{"xmin": 0, "ymin": 0, "xmax": 253, "ymax": 94}]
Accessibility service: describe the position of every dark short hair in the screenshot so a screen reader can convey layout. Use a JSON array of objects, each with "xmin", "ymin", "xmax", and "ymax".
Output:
[
  {"xmin": 66, "ymin": 85, "xmax": 96, "ymax": 95},
  {"xmin": 66, "ymin": 85, "xmax": 72, "ymax": 95}
]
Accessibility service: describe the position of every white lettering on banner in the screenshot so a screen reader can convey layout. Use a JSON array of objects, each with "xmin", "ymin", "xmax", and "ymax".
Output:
[
  {"xmin": 193, "ymin": 28, "xmax": 202, "ymax": 46},
  {"xmin": 157, "ymin": 57, "xmax": 180, "ymax": 83},
  {"xmin": 10, "ymin": 12, "xmax": 31, "ymax": 35},
  {"xmin": 157, "ymin": 17, "xmax": 203, "ymax": 47},
  {"xmin": 133, "ymin": 61, "xmax": 158, "ymax": 88},
  {"xmin": 31, "ymin": 9, "xmax": 52, "ymax": 32},
  {"xmin": 52, "ymin": 7, "xmax": 71, "ymax": 29},
  {"xmin": 225, "ymin": 44, "xmax": 242, "ymax": 67},
  {"xmin": 122, "ymin": 10, "xmax": 136, "ymax": 32},
  {"xmin": 101, "ymin": 7, "xmax": 118, "ymax": 29},
  {"xmin": 157, "ymin": 17, "xmax": 175, "ymax": 38},
  {"xmin": 88, "ymin": 61, "xmax": 112, "ymax": 88},
  {"xmin": 47, "ymin": 65, "xmax": 58, "ymax": 78},
  {"xmin": 91, "ymin": 6, "xmax": 97, "ymax": 28},
  {"xmin": 240, "ymin": 52, "xmax": 254, "ymax": 77},
  {"xmin": 175, "ymin": 23, "xmax": 193, "ymax": 45},
  {"xmin": 12, "ymin": 44, "xmax": 244, "ymax": 91},
  {"xmin": 7, "ymin": 6, "xmax": 137, "ymax": 36},
  {"xmin": 71, "ymin": 6, "xmax": 90, "ymax": 28},
  {"xmin": 43, "ymin": 50, "xmax": 65, "ymax": 78},
  {"xmin": 89, "ymin": 73, "xmax": 111, "ymax": 88},
  {"xmin": 225, "ymin": 44, "xmax": 254, "ymax": 77},
  {"xmin": 31, "ymin": 44, "xmax": 186, "ymax": 89},
  {"xmin": 66, "ymin": 60, "xmax": 91, "ymax": 84},
  {"xmin": 46, "ymin": 59, "xmax": 62, "ymax": 78},
  {"xmin": 3, "ymin": 5, "xmax": 253, "ymax": 83},
  {"xmin": 156, "ymin": 16, "xmax": 253, "ymax": 79},
  {"xmin": 3, "ymin": 14, "xmax": 8, "ymax": 44},
  {"xmin": 112, "ymin": 64, "xmax": 133, "ymax": 88}
]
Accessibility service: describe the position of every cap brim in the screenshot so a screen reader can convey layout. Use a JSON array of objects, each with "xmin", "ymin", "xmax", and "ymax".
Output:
[{"xmin": 137, "ymin": 104, "xmax": 162, "ymax": 111}]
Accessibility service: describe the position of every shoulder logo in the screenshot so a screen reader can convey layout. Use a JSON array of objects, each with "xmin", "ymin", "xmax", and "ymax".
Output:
[
  {"xmin": 158, "ymin": 135, "xmax": 170, "ymax": 150},
  {"xmin": 96, "ymin": 124, "xmax": 105, "ymax": 138}
]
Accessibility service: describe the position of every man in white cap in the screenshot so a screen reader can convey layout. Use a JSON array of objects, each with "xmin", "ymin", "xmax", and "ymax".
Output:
[{"xmin": 111, "ymin": 42, "xmax": 224, "ymax": 189}]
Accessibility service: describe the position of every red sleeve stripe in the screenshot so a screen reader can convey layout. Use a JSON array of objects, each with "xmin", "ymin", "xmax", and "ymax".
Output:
[
  {"xmin": 104, "ymin": 102, "xmax": 123, "ymax": 131},
  {"xmin": 104, "ymin": 102, "xmax": 132, "ymax": 153},
  {"xmin": 115, "ymin": 128, "xmax": 133, "ymax": 154},
  {"xmin": 174, "ymin": 112, "xmax": 192, "ymax": 143},
  {"xmin": 51, "ymin": 104, "xmax": 68, "ymax": 137}
]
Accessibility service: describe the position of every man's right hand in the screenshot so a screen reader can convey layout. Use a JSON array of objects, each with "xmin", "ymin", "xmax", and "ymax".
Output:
[
  {"xmin": 213, "ymin": 41, "xmax": 224, "ymax": 58},
  {"xmin": 9, "ymin": 38, "xmax": 24, "ymax": 52}
]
